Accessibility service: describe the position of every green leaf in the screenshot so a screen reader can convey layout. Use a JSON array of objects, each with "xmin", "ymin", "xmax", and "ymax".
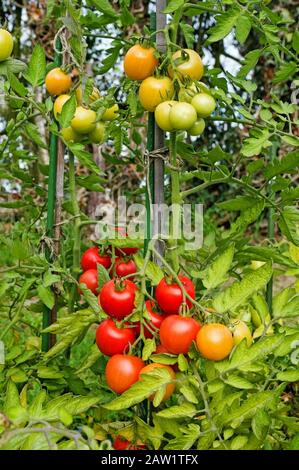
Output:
[
  {"xmin": 59, "ymin": 94, "xmax": 77, "ymax": 128},
  {"xmin": 292, "ymin": 31, "xmax": 299, "ymax": 53},
  {"xmin": 178, "ymin": 353, "xmax": 189, "ymax": 371},
  {"xmin": 252, "ymin": 409, "xmax": 270, "ymax": 440},
  {"xmin": 213, "ymin": 262, "xmax": 272, "ymax": 313},
  {"xmin": 37, "ymin": 285, "xmax": 55, "ymax": 309},
  {"xmin": 134, "ymin": 254, "xmax": 164, "ymax": 285},
  {"xmin": 222, "ymin": 389, "xmax": 282, "ymax": 425},
  {"xmin": 24, "ymin": 123, "xmax": 47, "ymax": 149},
  {"xmin": 217, "ymin": 196, "xmax": 256, "ymax": 212},
  {"xmin": 99, "ymin": 45, "xmax": 122, "ymax": 74},
  {"xmin": 230, "ymin": 435, "xmax": 248, "ymax": 450},
  {"xmin": 67, "ymin": 143, "xmax": 101, "ymax": 175},
  {"xmin": 4, "ymin": 381, "xmax": 21, "ymax": 413},
  {"xmin": 156, "ymin": 403, "xmax": 197, "ymax": 419},
  {"xmin": 43, "ymin": 271, "xmax": 61, "ymax": 287},
  {"xmin": 225, "ymin": 200, "xmax": 264, "ymax": 238},
  {"xmin": 0, "ymin": 58, "xmax": 26, "ymax": 76},
  {"xmin": 264, "ymin": 151, "xmax": 299, "ymax": 179},
  {"xmin": 274, "ymin": 293, "xmax": 299, "ymax": 318},
  {"xmin": 281, "ymin": 135, "xmax": 299, "ymax": 147},
  {"xmin": 277, "ymin": 370, "xmax": 299, "ymax": 382},
  {"xmin": 23, "ymin": 44, "xmax": 46, "ymax": 87},
  {"xmin": 207, "ymin": 6, "xmax": 241, "ymax": 43},
  {"xmin": 42, "ymin": 394, "xmax": 100, "ymax": 420},
  {"xmin": 37, "ymin": 366, "xmax": 64, "ymax": 379},
  {"xmin": 28, "ymin": 390, "xmax": 47, "ymax": 418},
  {"xmin": 235, "ymin": 15, "xmax": 251, "ymax": 44},
  {"xmin": 203, "ymin": 145, "xmax": 231, "ymax": 163},
  {"xmin": 179, "ymin": 385, "xmax": 198, "ymax": 404},
  {"xmin": 88, "ymin": 0, "xmax": 118, "ymax": 18},
  {"xmin": 180, "ymin": 23, "xmax": 194, "ymax": 49},
  {"xmin": 163, "ymin": 0, "xmax": 185, "ymax": 14},
  {"xmin": 7, "ymin": 72, "xmax": 28, "ymax": 97},
  {"xmin": 217, "ymin": 335, "xmax": 283, "ymax": 374},
  {"xmin": 273, "ymin": 62, "xmax": 297, "ymax": 84},
  {"xmin": 104, "ymin": 368, "xmax": 174, "ymax": 410},
  {"xmin": 279, "ymin": 206, "xmax": 299, "ymax": 246},
  {"xmin": 201, "ymin": 244, "xmax": 234, "ymax": 289},
  {"xmin": 97, "ymin": 264, "xmax": 110, "ymax": 290},
  {"xmin": 224, "ymin": 374, "xmax": 254, "ymax": 390},
  {"xmin": 142, "ymin": 338, "xmax": 156, "ymax": 361},
  {"xmin": 150, "ymin": 353, "xmax": 178, "ymax": 365},
  {"xmin": 241, "ymin": 128, "xmax": 271, "ymax": 157},
  {"xmin": 59, "ymin": 408, "xmax": 73, "ymax": 427},
  {"xmin": 238, "ymin": 49, "xmax": 262, "ymax": 79}
]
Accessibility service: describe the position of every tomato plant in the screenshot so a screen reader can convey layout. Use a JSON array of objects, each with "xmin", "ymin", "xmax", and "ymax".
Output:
[{"xmin": 0, "ymin": 0, "xmax": 298, "ymax": 454}]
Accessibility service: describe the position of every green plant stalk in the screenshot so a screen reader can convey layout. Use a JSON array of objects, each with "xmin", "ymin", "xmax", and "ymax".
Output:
[
  {"xmin": 68, "ymin": 152, "xmax": 82, "ymax": 312},
  {"xmin": 144, "ymin": 12, "xmax": 156, "ymax": 256},
  {"xmin": 266, "ymin": 143, "xmax": 278, "ymax": 314},
  {"xmin": 169, "ymin": 132, "xmax": 181, "ymax": 273}
]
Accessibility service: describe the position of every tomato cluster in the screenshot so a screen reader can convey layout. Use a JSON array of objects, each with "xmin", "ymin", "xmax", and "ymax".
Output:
[
  {"xmin": 123, "ymin": 44, "xmax": 216, "ymax": 136},
  {"xmin": 45, "ymin": 68, "xmax": 119, "ymax": 144}
]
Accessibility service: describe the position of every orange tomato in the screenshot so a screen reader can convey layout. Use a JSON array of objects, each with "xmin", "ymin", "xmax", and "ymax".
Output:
[
  {"xmin": 196, "ymin": 323, "xmax": 234, "ymax": 361},
  {"xmin": 45, "ymin": 68, "xmax": 72, "ymax": 96},
  {"xmin": 139, "ymin": 76, "xmax": 174, "ymax": 112},
  {"xmin": 139, "ymin": 363, "xmax": 176, "ymax": 401},
  {"xmin": 124, "ymin": 44, "xmax": 158, "ymax": 81}
]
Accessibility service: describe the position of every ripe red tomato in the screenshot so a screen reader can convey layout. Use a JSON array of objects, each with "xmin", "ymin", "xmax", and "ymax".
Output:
[
  {"xmin": 196, "ymin": 323, "xmax": 234, "ymax": 361},
  {"xmin": 135, "ymin": 300, "xmax": 167, "ymax": 339},
  {"xmin": 81, "ymin": 246, "xmax": 111, "ymax": 271},
  {"xmin": 139, "ymin": 363, "xmax": 176, "ymax": 401},
  {"xmin": 159, "ymin": 315, "xmax": 201, "ymax": 354},
  {"xmin": 45, "ymin": 67, "xmax": 72, "ymax": 96},
  {"xmin": 113, "ymin": 436, "xmax": 146, "ymax": 450},
  {"xmin": 78, "ymin": 269, "xmax": 98, "ymax": 294},
  {"xmin": 155, "ymin": 275, "xmax": 195, "ymax": 315},
  {"xmin": 105, "ymin": 354, "xmax": 144, "ymax": 394},
  {"xmin": 124, "ymin": 44, "xmax": 158, "ymax": 81},
  {"xmin": 96, "ymin": 319, "xmax": 135, "ymax": 356},
  {"xmin": 115, "ymin": 258, "xmax": 137, "ymax": 278},
  {"xmin": 99, "ymin": 279, "xmax": 137, "ymax": 320}
]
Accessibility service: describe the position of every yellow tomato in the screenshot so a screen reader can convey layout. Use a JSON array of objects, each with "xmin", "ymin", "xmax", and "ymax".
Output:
[
  {"xmin": 169, "ymin": 49, "xmax": 204, "ymax": 80},
  {"xmin": 0, "ymin": 29, "xmax": 14, "ymax": 61},
  {"xmin": 231, "ymin": 320, "xmax": 253, "ymax": 347},
  {"xmin": 154, "ymin": 100, "xmax": 176, "ymax": 131},
  {"xmin": 89, "ymin": 122, "xmax": 105, "ymax": 144},
  {"xmin": 60, "ymin": 126, "xmax": 82, "ymax": 143},
  {"xmin": 53, "ymin": 94, "xmax": 71, "ymax": 119},
  {"xmin": 139, "ymin": 76, "xmax": 174, "ymax": 112}
]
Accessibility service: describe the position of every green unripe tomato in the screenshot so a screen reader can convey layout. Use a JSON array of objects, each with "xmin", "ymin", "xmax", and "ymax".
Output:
[
  {"xmin": 71, "ymin": 106, "xmax": 96, "ymax": 134},
  {"xmin": 0, "ymin": 29, "xmax": 14, "ymax": 61},
  {"xmin": 169, "ymin": 102, "xmax": 197, "ymax": 130},
  {"xmin": 188, "ymin": 118, "xmax": 205, "ymax": 136},
  {"xmin": 102, "ymin": 104, "xmax": 119, "ymax": 121},
  {"xmin": 178, "ymin": 82, "xmax": 210, "ymax": 103},
  {"xmin": 231, "ymin": 320, "xmax": 253, "ymax": 347},
  {"xmin": 154, "ymin": 100, "xmax": 176, "ymax": 131},
  {"xmin": 191, "ymin": 93, "xmax": 216, "ymax": 117},
  {"xmin": 61, "ymin": 126, "xmax": 82, "ymax": 143},
  {"xmin": 89, "ymin": 122, "xmax": 106, "ymax": 143}
]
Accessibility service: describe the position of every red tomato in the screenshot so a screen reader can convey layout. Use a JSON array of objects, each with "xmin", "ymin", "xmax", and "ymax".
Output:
[
  {"xmin": 105, "ymin": 354, "xmax": 144, "ymax": 394},
  {"xmin": 99, "ymin": 279, "xmax": 137, "ymax": 320},
  {"xmin": 96, "ymin": 319, "xmax": 136, "ymax": 356},
  {"xmin": 81, "ymin": 246, "xmax": 111, "ymax": 271},
  {"xmin": 159, "ymin": 314, "xmax": 201, "ymax": 354},
  {"xmin": 155, "ymin": 275, "xmax": 195, "ymax": 315},
  {"xmin": 113, "ymin": 436, "xmax": 146, "ymax": 450},
  {"xmin": 78, "ymin": 269, "xmax": 98, "ymax": 294},
  {"xmin": 135, "ymin": 300, "xmax": 168, "ymax": 339},
  {"xmin": 115, "ymin": 258, "xmax": 137, "ymax": 278}
]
